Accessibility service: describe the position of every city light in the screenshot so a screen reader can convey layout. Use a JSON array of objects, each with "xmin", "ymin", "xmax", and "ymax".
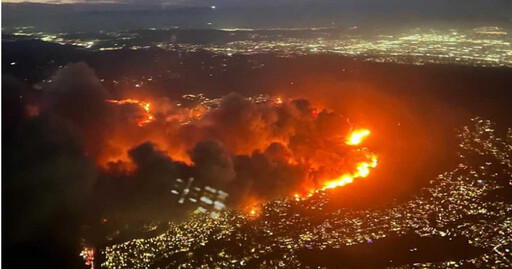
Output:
[{"xmin": 97, "ymin": 118, "xmax": 512, "ymax": 269}]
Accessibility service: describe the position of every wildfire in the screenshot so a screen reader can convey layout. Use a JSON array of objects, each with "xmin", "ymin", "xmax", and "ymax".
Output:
[
  {"xmin": 243, "ymin": 196, "xmax": 264, "ymax": 217},
  {"xmin": 101, "ymin": 95, "xmax": 378, "ymax": 207},
  {"xmin": 321, "ymin": 154, "xmax": 377, "ymax": 190},
  {"xmin": 106, "ymin": 99, "xmax": 154, "ymax": 126},
  {"xmin": 346, "ymin": 129, "xmax": 370, "ymax": 145},
  {"xmin": 321, "ymin": 129, "xmax": 377, "ymax": 190},
  {"xmin": 80, "ymin": 247, "xmax": 95, "ymax": 269},
  {"xmin": 246, "ymin": 206, "xmax": 261, "ymax": 218}
]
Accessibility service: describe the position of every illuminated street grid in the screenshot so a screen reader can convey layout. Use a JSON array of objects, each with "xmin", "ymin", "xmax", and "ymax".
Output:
[
  {"xmin": 100, "ymin": 117, "xmax": 512, "ymax": 268},
  {"xmin": 6, "ymin": 26, "xmax": 512, "ymax": 67},
  {"xmin": 176, "ymin": 93, "xmax": 274, "ymax": 125},
  {"xmin": 202, "ymin": 27, "xmax": 512, "ymax": 67}
]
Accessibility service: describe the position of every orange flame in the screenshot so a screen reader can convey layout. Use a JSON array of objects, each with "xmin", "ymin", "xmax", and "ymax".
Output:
[
  {"xmin": 80, "ymin": 247, "xmax": 95, "ymax": 269},
  {"xmin": 321, "ymin": 155, "xmax": 377, "ymax": 190},
  {"xmin": 243, "ymin": 196, "xmax": 264, "ymax": 217},
  {"xmin": 106, "ymin": 99, "xmax": 155, "ymax": 127},
  {"xmin": 346, "ymin": 129, "xmax": 370, "ymax": 145},
  {"xmin": 274, "ymin": 97, "xmax": 283, "ymax": 106},
  {"xmin": 246, "ymin": 206, "xmax": 261, "ymax": 218},
  {"xmin": 322, "ymin": 129, "xmax": 377, "ymax": 190}
]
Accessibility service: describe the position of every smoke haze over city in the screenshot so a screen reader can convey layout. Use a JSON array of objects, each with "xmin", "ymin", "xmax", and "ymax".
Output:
[{"xmin": 2, "ymin": 1, "xmax": 512, "ymax": 268}]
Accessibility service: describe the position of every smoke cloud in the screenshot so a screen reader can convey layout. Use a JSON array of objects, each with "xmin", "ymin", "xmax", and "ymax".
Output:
[
  {"xmin": 3, "ymin": 72, "xmax": 98, "ymax": 268},
  {"xmin": 36, "ymin": 63, "xmax": 370, "ymax": 207},
  {"xmin": 3, "ymin": 62, "xmax": 374, "ymax": 264}
]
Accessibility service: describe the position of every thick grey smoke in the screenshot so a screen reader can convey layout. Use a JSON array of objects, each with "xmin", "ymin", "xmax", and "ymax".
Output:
[
  {"xmin": 4, "ymin": 62, "xmax": 365, "ymax": 261},
  {"xmin": 189, "ymin": 140, "xmax": 236, "ymax": 186},
  {"xmin": 3, "ymin": 72, "xmax": 98, "ymax": 268},
  {"xmin": 41, "ymin": 62, "xmax": 116, "ymax": 159}
]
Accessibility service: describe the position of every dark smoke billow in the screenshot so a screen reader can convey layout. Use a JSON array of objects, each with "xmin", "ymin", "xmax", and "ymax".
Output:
[
  {"xmin": 3, "ymin": 74, "xmax": 98, "ymax": 268},
  {"xmin": 24, "ymin": 63, "xmax": 366, "ymax": 205},
  {"xmin": 189, "ymin": 140, "xmax": 236, "ymax": 186},
  {"xmin": 3, "ymin": 62, "xmax": 373, "ymax": 267}
]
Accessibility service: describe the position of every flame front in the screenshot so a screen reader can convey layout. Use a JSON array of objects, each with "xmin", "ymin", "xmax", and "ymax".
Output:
[
  {"xmin": 321, "ymin": 129, "xmax": 378, "ymax": 191},
  {"xmin": 346, "ymin": 129, "xmax": 370, "ymax": 145},
  {"xmin": 321, "ymin": 154, "xmax": 377, "ymax": 190},
  {"xmin": 103, "ymin": 96, "xmax": 377, "ymax": 201},
  {"xmin": 106, "ymin": 99, "xmax": 155, "ymax": 127}
]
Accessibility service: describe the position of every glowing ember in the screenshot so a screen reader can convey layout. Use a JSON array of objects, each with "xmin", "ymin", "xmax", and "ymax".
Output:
[
  {"xmin": 106, "ymin": 99, "xmax": 155, "ymax": 126},
  {"xmin": 274, "ymin": 97, "xmax": 283, "ymax": 105},
  {"xmin": 80, "ymin": 247, "xmax": 95, "ymax": 269},
  {"xmin": 246, "ymin": 207, "xmax": 260, "ymax": 217},
  {"xmin": 346, "ymin": 129, "xmax": 370, "ymax": 145}
]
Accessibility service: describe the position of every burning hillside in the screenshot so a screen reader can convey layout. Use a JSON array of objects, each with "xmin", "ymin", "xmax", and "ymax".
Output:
[{"xmin": 20, "ymin": 62, "xmax": 380, "ymax": 212}]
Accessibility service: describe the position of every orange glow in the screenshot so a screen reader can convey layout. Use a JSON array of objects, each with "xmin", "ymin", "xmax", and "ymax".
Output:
[
  {"xmin": 322, "ymin": 174, "xmax": 354, "ymax": 189},
  {"xmin": 346, "ymin": 129, "xmax": 370, "ymax": 145},
  {"xmin": 321, "ymin": 153, "xmax": 377, "ymax": 191},
  {"xmin": 290, "ymin": 129, "xmax": 378, "ymax": 197},
  {"xmin": 25, "ymin": 105, "xmax": 40, "ymax": 117},
  {"xmin": 81, "ymin": 247, "xmax": 95, "ymax": 269},
  {"xmin": 311, "ymin": 108, "xmax": 319, "ymax": 117},
  {"xmin": 242, "ymin": 196, "xmax": 263, "ymax": 217},
  {"xmin": 98, "ymin": 95, "xmax": 378, "ymax": 205},
  {"xmin": 320, "ymin": 129, "xmax": 378, "ymax": 191},
  {"xmin": 106, "ymin": 99, "xmax": 155, "ymax": 127},
  {"xmin": 246, "ymin": 206, "xmax": 261, "ymax": 217}
]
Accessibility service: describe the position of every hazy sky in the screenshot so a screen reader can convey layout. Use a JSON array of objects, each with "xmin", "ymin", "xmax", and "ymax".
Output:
[
  {"xmin": 4, "ymin": 0, "xmax": 511, "ymax": 26},
  {"xmin": 0, "ymin": 0, "xmax": 414, "ymax": 5},
  {"xmin": 3, "ymin": 0, "xmax": 289, "ymax": 6},
  {"xmin": 2, "ymin": 0, "xmax": 352, "ymax": 7}
]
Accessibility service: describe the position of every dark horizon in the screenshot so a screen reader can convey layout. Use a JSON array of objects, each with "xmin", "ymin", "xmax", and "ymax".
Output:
[{"xmin": 4, "ymin": 0, "xmax": 512, "ymax": 32}]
